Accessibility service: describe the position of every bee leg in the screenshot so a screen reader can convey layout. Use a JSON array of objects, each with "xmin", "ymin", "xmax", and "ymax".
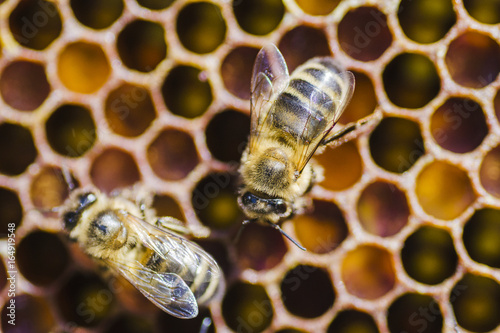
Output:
[
  {"xmin": 321, "ymin": 111, "xmax": 382, "ymax": 147},
  {"xmin": 155, "ymin": 216, "xmax": 192, "ymax": 235}
]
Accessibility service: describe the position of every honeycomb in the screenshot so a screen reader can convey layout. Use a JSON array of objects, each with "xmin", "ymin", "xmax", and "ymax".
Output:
[{"xmin": 0, "ymin": 0, "xmax": 500, "ymax": 332}]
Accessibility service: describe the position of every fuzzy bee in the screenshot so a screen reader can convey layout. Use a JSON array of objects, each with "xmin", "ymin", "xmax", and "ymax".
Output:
[
  {"xmin": 62, "ymin": 188, "xmax": 221, "ymax": 319},
  {"xmin": 238, "ymin": 44, "xmax": 378, "ymax": 250}
]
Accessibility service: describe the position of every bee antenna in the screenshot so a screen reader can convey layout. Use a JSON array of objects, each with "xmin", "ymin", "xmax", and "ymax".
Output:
[
  {"xmin": 233, "ymin": 219, "xmax": 254, "ymax": 245},
  {"xmin": 61, "ymin": 166, "xmax": 77, "ymax": 192},
  {"xmin": 266, "ymin": 220, "xmax": 306, "ymax": 251}
]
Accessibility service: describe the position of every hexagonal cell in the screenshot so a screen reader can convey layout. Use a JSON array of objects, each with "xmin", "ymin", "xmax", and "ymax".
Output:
[
  {"xmin": 445, "ymin": 32, "xmax": 500, "ymax": 88},
  {"xmin": 431, "ymin": 97, "xmax": 488, "ymax": 153},
  {"xmin": 162, "ymin": 65, "xmax": 213, "ymax": 119},
  {"xmin": 294, "ymin": 0, "xmax": 340, "ymax": 15},
  {"xmin": 338, "ymin": 71, "xmax": 377, "ymax": 125},
  {"xmin": 327, "ymin": 309, "xmax": 379, "ymax": 333},
  {"xmin": 293, "ymin": 200, "xmax": 348, "ymax": 254},
  {"xmin": 451, "ymin": 273, "xmax": 500, "ymax": 332},
  {"xmin": 45, "ymin": 104, "xmax": 96, "ymax": 157},
  {"xmin": 117, "ymin": 19, "xmax": 167, "ymax": 72},
  {"xmin": 480, "ymin": 145, "xmax": 500, "ymax": 198},
  {"xmin": 177, "ymin": 2, "xmax": 226, "ymax": 54},
  {"xmin": 192, "ymin": 173, "xmax": 243, "ymax": 230},
  {"xmin": 222, "ymin": 282, "xmax": 273, "ymax": 333},
  {"xmin": 147, "ymin": 129, "xmax": 199, "ymax": 181},
  {"xmin": 137, "ymin": 0, "xmax": 174, "ymax": 10},
  {"xmin": 221, "ymin": 46, "xmax": 259, "ymax": 100},
  {"xmin": 383, "ymin": 53, "xmax": 441, "ymax": 109},
  {"xmin": 0, "ymin": 187, "xmax": 23, "ymax": 235},
  {"xmin": 401, "ymin": 226, "xmax": 458, "ymax": 285},
  {"xmin": 70, "ymin": 0, "xmax": 123, "ymax": 30},
  {"xmin": 357, "ymin": 181, "xmax": 410, "ymax": 237},
  {"xmin": 105, "ymin": 83, "xmax": 156, "ymax": 137},
  {"xmin": 104, "ymin": 313, "xmax": 155, "ymax": 333},
  {"xmin": 152, "ymin": 194, "xmax": 185, "ymax": 222},
  {"xmin": 0, "ymin": 60, "xmax": 50, "ymax": 111},
  {"xmin": 341, "ymin": 245, "xmax": 395, "ymax": 299},
  {"xmin": 90, "ymin": 148, "xmax": 141, "ymax": 193},
  {"xmin": 415, "ymin": 161, "xmax": 475, "ymax": 220},
  {"xmin": 280, "ymin": 265, "xmax": 335, "ymax": 318},
  {"xmin": 338, "ymin": 7, "xmax": 392, "ymax": 62},
  {"xmin": 316, "ymin": 141, "xmax": 363, "ymax": 191},
  {"xmin": 17, "ymin": 230, "xmax": 69, "ymax": 286},
  {"xmin": 233, "ymin": 0, "xmax": 284, "ymax": 36},
  {"xmin": 463, "ymin": 0, "xmax": 500, "ymax": 24},
  {"xmin": 30, "ymin": 166, "xmax": 73, "ymax": 212},
  {"xmin": 196, "ymin": 239, "xmax": 231, "ymax": 278},
  {"xmin": 2, "ymin": 294, "xmax": 55, "ymax": 333},
  {"xmin": 398, "ymin": 0, "xmax": 456, "ymax": 44},
  {"xmin": 463, "ymin": 208, "xmax": 500, "ymax": 268},
  {"xmin": 276, "ymin": 328, "xmax": 307, "ymax": 333},
  {"xmin": 369, "ymin": 117, "xmax": 425, "ymax": 173},
  {"xmin": 206, "ymin": 110, "xmax": 250, "ymax": 163},
  {"xmin": 9, "ymin": 0, "xmax": 62, "ymax": 50},
  {"xmin": 56, "ymin": 272, "xmax": 115, "ymax": 327},
  {"xmin": 387, "ymin": 293, "xmax": 443, "ymax": 333},
  {"xmin": 157, "ymin": 308, "xmax": 214, "ymax": 333},
  {"xmin": 278, "ymin": 26, "xmax": 330, "ymax": 72},
  {"xmin": 0, "ymin": 122, "xmax": 37, "ymax": 175},
  {"xmin": 236, "ymin": 222, "xmax": 287, "ymax": 271},
  {"xmin": 58, "ymin": 41, "xmax": 111, "ymax": 93}
]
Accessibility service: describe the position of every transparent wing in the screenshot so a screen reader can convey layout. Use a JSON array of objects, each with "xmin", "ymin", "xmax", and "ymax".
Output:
[{"xmin": 249, "ymin": 44, "xmax": 290, "ymax": 153}]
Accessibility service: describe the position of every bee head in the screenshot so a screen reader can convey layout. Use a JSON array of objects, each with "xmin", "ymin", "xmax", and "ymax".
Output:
[
  {"xmin": 238, "ymin": 191, "xmax": 290, "ymax": 224},
  {"xmin": 63, "ymin": 192, "xmax": 97, "ymax": 231}
]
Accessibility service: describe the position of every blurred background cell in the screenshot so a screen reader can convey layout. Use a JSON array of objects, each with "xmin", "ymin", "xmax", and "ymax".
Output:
[
  {"xmin": 90, "ymin": 148, "xmax": 141, "ymax": 193},
  {"xmin": 0, "ymin": 123, "xmax": 37, "ymax": 175},
  {"xmin": 221, "ymin": 46, "xmax": 259, "ymax": 100},
  {"xmin": 387, "ymin": 293, "xmax": 443, "ymax": 333},
  {"xmin": 70, "ymin": 0, "xmax": 124, "ymax": 30},
  {"xmin": 327, "ymin": 309, "xmax": 379, "ymax": 333},
  {"xmin": 233, "ymin": 0, "xmax": 284, "ymax": 36}
]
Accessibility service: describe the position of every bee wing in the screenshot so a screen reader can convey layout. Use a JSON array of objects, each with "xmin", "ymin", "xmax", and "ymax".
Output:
[{"xmin": 249, "ymin": 44, "xmax": 290, "ymax": 153}]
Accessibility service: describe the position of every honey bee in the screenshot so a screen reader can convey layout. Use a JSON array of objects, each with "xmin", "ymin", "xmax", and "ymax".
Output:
[
  {"xmin": 238, "ymin": 44, "xmax": 378, "ymax": 249},
  {"xmin": 62, "ymin": 188, "xmax": 221, "ymax": 319}
]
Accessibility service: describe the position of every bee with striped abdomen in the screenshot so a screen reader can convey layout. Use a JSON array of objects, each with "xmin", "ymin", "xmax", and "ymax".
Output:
[
  {"xmin": 62, "ymin": 188, "xmax": 221, "ymax": 319},
  {"xmin": 238, "ymin": 44, "xmax": 378, "ymax": 250}
]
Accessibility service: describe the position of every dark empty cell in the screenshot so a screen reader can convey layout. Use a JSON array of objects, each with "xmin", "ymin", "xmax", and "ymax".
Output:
[
  {"xmin": 398, "ymin": 0, "xmax": 456, "ymax": 44},
  {"xmin": 293, "ymin": 200, "xmax": 348, "ymax": 254},
  {"xmin": 70, "ymin": 0, "xmax": 123, "ymax": 29},
  {"xmin": 387, "ymin": 293, "xmax": 443, "ymax": 333},
  {"xmin": 0, "ymin": 187, "xmax": 22, "ymax": 235},
  {"xmin": 162, "ymin": 66, "xmax": 212, "ymax": 119},
  {"xmin": 463, "ymin": 0, "xmax": 500, "ymax": 24},
  {"xmin": 105, "ymin": 314, "xmax": 155, "ymax": 333},
  {"xmin": 0, "ymin": 60, "xmax": 50, "ymax": 111},
  {"xmin": 338, "ymin": 7, "xmax": 392, "ymax": 61},
  {"xmin": 152, "ymin": 194, "xmax": 185, "ymax": 222},
  {"xmin": 158, "ymin": 307, "xmax": 214, "ymax": 333},
  {"xmin": 196, "ymin": 239, "xmax": 231, "ymax": 277},
  {"xmin": 327, "ymin": 309, "xmax": 379, "ymax": 333},
  {"xmin": 9, "ymin": 0, "xmax": 62, "ymax": 50},
  {"xmin": 338, "ymin": 71, "xmax": 377, "ymax": 124},
  {"xmin": 117, "ymin": 20, "xmax": 167, "ymax": 72},
  {"xmin": 495, "ymin": 90, "xmax": 500, "ymax": 123},
  {"xmin": 480, "ymin": 145, "xmax": 500, "ymax": 198},
  {"xmin": 401, "ymin": 226, "xmax": 458, "ymax": 285},
  {"xmin": 316, "ymin": 141, "xmax": 362, "ymax": 191},
  {"xmin": 236, "ymin": 222, "xmax": 287, "ymax": 271},
  {"xmin": 357, "ymin": 181, "xmax": 409, "ymax": 237},
  {"xmin": 233, "ymin": 0, "xmax": 284, "ymax": 36},
  {"xmin": 278, "ymin": 26, "xmax": 330, "ymax": 72},
  {"xmin": 0, "ymin": 123, "xmax": 37, "ymax": 175},
  {"xmin": 445, "ymin": 32, "xmax": 500, "ymax": 88},
  {"xmin": 137, "ymin": 0, "xmax": 174, "ymax": 10},
  {"xmin": 17, "ymin": 231, "xmax": 69, "ymax": 286},
  {"xmin": 206, "ymin": 110, "xmax": 249, "ymax": 162},
  {"xmin": 451, "ymin": 274, "xmax": 500, "ymax": 332},
  {"xmin": 342, "ymin": 245, "xmax": 395, "ymax": 299},
  {"xmin": 56, "ymin": 272, "xmax": 114, "ymax": 327},
  {"xmin": 2, "ymin": 295, "xmax": 55, "ymax": 333},
  {"xmin": 176, "ymin": 2, "xmax": 226, "ymax": 54},
  {"xmin": 431, "ymin": 97, "xmax": 487, "ymax": 153},
  {"xmin": 45, "ymin": 104, "xmax": 96, "ymax": 157},
  {"xmin": 222, "ymin": 282, "xmax": 273, "ymax": 332},
  {"xmin": 369, "ymin": 117, "xmax": 425, "ymax": 173},
  {"xmin": 147, "ymin": 129, "xmax": 198, "ymax": 181},
  {"xmin": 30, "ymin": 167, "xmax": 73, "ymax": 210},
  {"xmin": 383, "ymin": 53, "xmax": 441, "ymax": 108},
  {"xmin": 295, "ymin": 0, "xmax": 340, "ymax": 15},
  {"xmin": 281, "ymin": 265, "xmax": 335, "ymax": 318},
  {"xmin": 90, "ymin": 148, "xmax": 140, "ymax": 193},
  {"xmin": 105, "ymin": 84, "xmax": 156, "ymax": 137},
  {"xmin": 221, "ymin": 46, "xmax": 259, "ymax": 100},
  {"xmin": 463, "ymin": 208, "xmax": 500, "ymax": 268},
  {"xmin": 192, "ymin": 173, "xmax": 242, "ymax": 229}
]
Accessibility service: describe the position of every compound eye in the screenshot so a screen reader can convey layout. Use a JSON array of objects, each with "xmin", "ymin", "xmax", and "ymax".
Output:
[
  {"xmin": 242, "ymin": 191, "xmax": 258, "ymax": 206},
  {"xmin": 78, "ymin": 192, "xmax": 97, "ymax": 209},
  {"xmin": 63, "ymin": 211, "xmax": 79, "ymax": 230},
  {"xmin": 275, "ymin": 202, "xmax": 287, "ymax": 215}
]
